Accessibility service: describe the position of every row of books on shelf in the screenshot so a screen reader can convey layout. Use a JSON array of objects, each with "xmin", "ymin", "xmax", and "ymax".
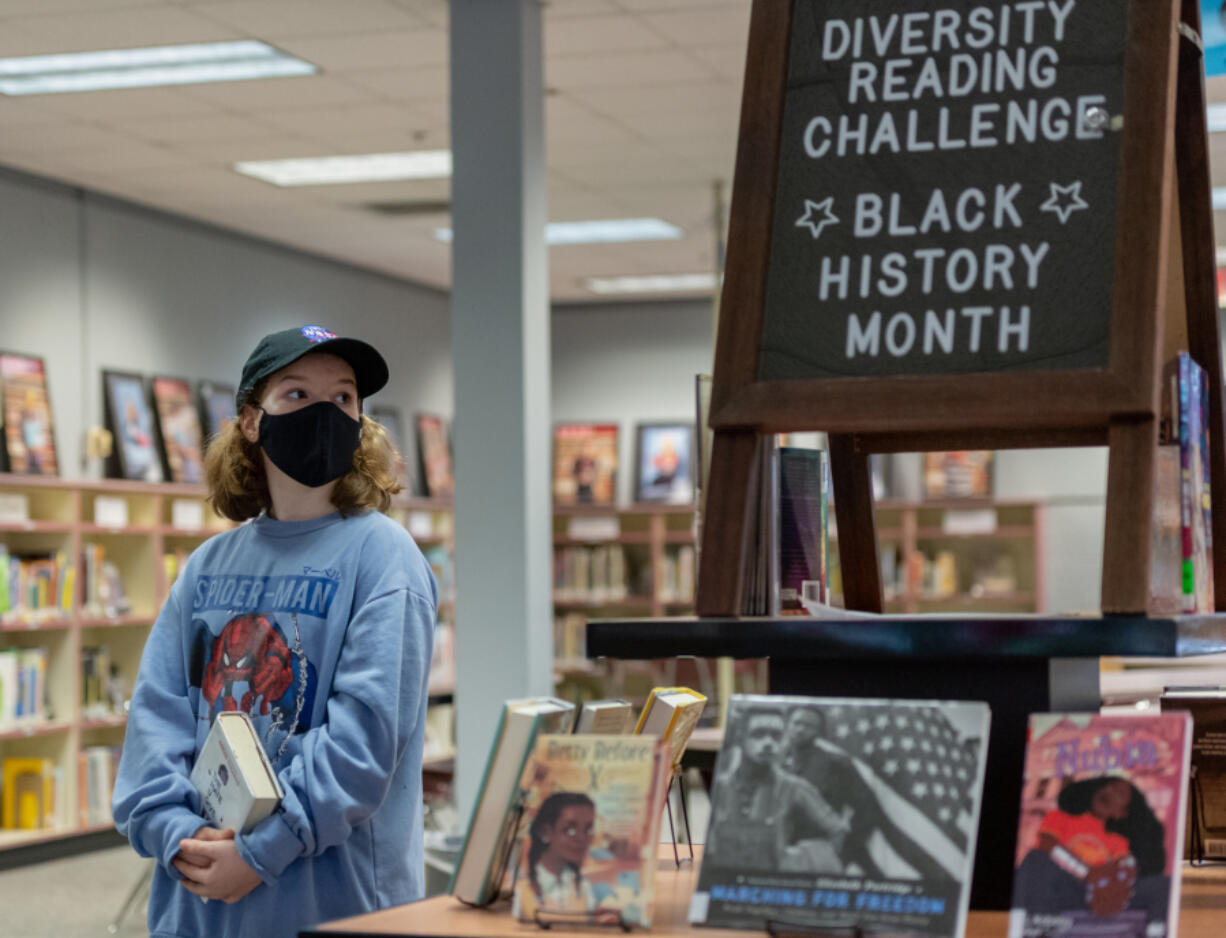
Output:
[
  {"xmin": 0, "ymin": 542, "xmax": 133, "ymax": 623},
  {"xmin": 656, "ymin": 545, "xmax": 695, "ymax": 604},
  {"xmin": 0, "ymin": 746, "xmax": 118, "ymax": 831},
  {"xmin": 444, "ymin": 684, "xmax": 1226, "ymax": 938},
  {"xmin": 0, "ymin": 647, "xmax": 47, "ymax": 727},
  {"xmin": 879, "ymin": 546, "xmax": 1021, "ymax": 602},
  {"xmin": 554, "ymin": 545, "xmax": 631, "ymax": 604},
  {"xmin": 82, "ymin": 644, "xmax": 128, "ymax": 720}
]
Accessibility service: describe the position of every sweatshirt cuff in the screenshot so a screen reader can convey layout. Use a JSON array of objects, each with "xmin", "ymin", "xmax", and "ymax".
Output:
[
  {"xmin": 146, "ymin": 808, "xmax": 208, "ymax": 882},
  {"xmin": 237, "ymin": 810, "xmax": 305, "ymax": 885}
]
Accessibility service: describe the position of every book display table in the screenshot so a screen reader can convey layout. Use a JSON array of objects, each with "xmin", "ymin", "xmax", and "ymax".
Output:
[
  {"xmin": 584, "ymin": 613, "xmax": 1226, "ymax": 910},
  {"xmin": 303, "ymin": 847, "xmax": 1226, "ymax": 938}
]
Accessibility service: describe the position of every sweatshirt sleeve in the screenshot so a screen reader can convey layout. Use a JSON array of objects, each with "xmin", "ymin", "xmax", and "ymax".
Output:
[
  {"xmin": 236, "ymin": 571, "xmax": 436, "ymax": 884},
  {"xmin": 110, "ymin": 577, "xmax": 207, "ymax": 880}
]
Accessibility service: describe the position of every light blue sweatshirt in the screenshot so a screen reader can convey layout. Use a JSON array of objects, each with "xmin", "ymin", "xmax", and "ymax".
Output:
[{"xmin": 112, "ymin": 509, "xmax": 437, "ymax": 938}]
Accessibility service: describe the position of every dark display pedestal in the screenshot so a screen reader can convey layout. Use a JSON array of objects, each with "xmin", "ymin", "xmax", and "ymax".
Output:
[{"xmin": 586, "ymin": 613, "xmax": 1226, "ymax": 910}]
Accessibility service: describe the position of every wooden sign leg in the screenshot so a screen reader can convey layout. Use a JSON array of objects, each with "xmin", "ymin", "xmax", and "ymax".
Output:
[
  {"xmin": 697, "ymin": 429, "xmax": 759, "ymax": 616},
  {"xmin": 1176, "ymin": 0, "xmax": 1222, "ymax": 607},
  {"xmin": 1101, "ymin": 418, "xmax": 1158, "ymax": 614},
  {"xmin": 828, "ymin": 434, "xmax": 883, "ymax": 613}
]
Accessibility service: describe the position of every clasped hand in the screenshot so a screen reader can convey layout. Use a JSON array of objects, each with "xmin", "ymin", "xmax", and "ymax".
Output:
[{"xmin": 173, "ymin": 826, "xmax": 263, "ymax": 904}]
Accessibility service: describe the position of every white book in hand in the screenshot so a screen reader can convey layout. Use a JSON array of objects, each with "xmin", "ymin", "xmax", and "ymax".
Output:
[{"xmin": 190, "ymin": 711, "xmax": 283, "ymax": 834}]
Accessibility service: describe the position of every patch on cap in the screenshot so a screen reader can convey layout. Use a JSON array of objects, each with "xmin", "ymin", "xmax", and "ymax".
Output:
[{"xmin": 301, "ymin": 325, "xmax": 338, "ymax": 343}]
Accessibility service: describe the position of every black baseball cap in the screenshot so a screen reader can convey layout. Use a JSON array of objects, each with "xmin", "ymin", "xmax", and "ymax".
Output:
[{"xmin": 237, "ymin": 325, "xmax": 389, "ymax": 408}]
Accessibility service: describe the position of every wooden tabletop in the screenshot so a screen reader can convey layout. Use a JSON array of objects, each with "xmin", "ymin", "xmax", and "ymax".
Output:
[{"xmin": 304, "ymin": 850, "xmax": 1226, "ymax": 938}]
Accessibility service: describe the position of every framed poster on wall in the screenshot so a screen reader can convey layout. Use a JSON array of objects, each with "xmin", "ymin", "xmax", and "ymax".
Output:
[
  {"xmin": 369, "ymin": 404, "xmax": 411, "ymax": 493},
  {"xmin": 0, "ymin": 352, "xmax": 58, "ymax": 475},
  {"xmin": 103, "ymin": 370, "xmax": 162, "ymax": 482},
  {"xmin": 633, "ymin": 422, "xmax": 694, "ymax": 505},
  {"xmin": 198, "ymin": 380, "xmax": 237, "ymax": 442},
  {"xmin": 553, "ymin": 422, "xmax": 618, "ymax": 506},
  {"xmin": 151, "ymin": 376, "xmax": 206, "ymax": 484},
  {"xmin": 415, "ymin": 412, "xmax": 454, "ymax": 498}
]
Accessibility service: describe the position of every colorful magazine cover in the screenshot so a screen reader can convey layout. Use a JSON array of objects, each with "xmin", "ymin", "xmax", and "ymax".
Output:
[
  {"xmin": 553, "ymin": 423, "xmax": 618, "ymax": 506},
  {"xmin": 0, "ymin": 353, "xmax": 57, "ymax": 476},
  {"xmin": 513, "ymin": 733, "xmax": 670, "ymax": 927},
  {"xmin": 691, "ymin": 696, "xmax": 990, "ymax": 937},
  {"xmin": 1009, "ymin": 712, "xmax": 1193, "ymax": 938}
]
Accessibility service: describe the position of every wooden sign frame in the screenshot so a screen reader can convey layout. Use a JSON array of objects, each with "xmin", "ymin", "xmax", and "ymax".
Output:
[{"xmin": 698, "ymin": 0, "xmax": 1226, "ymax": 617}]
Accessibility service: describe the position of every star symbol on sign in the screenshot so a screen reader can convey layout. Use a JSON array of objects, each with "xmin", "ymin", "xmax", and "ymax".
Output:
[
  {"xmin": 1040, "ymin": 181, "xmax": 1089, "ymax": 224},
  {"xmin": 795, "ymin": 197, "xmax": 839, "ymax": 239}
]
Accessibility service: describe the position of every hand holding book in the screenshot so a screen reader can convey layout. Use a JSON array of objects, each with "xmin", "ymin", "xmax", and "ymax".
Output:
[{"xmin": 173, "ymin": 826, "xmax": 262, "ymax": 904}]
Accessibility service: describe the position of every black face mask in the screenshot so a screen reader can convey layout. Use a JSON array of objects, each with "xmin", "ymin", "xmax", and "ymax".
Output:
[{"xmin": 258, "ymin": 401, "xmax": 362, "ymax": 488}]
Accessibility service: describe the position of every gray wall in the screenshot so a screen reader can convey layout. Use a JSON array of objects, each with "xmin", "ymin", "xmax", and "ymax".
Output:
[
  {"xmin": 2, "ymin": 168, "xmax": 452, "ymax": 480},
  {"xmin": 551, "ymin": 299, "xmax": 715, "ymax": 505}
]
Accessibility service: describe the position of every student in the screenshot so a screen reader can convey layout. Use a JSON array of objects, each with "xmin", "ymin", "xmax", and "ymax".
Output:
[{"xmin": 112, "ymin": 325, "xmax": 437, "ymax": 938}]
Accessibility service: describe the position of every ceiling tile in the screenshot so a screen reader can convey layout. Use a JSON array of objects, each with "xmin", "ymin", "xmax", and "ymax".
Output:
[
  {"xmin": 117, "ymin": 112, "xmax": 277, "ymax": 145},
  {"xmin": 175, "ymin": 74, "xmax": 371, "ymax": 110},
  {"xmin": 543, "ymin": 1, "xmax": 624, "ymax": 17},
  {"xmin": 638, "ymin": 4, "xmax": 751, "ymax": 47},
  {"xmin": 36, "ymin": 87, "xmax": 225, "ymax": 120},
  {"xmin": 0, "ymin": 120, "xmax": 138, "ymax": 154},
  {"xmin": 303, "ymin": 125, "xmax": 450, "ymax": 154},
  {"xmin": 10, "ymin": 6, "xmax": 238, "ymax": 52},
  {"xmin": 189, "ymin": 0, "xmax": 420, "ymax": 39},
  {"xmin": 546, "ymin": 49, "xmax": 714, "ymax": 90},
  {"xmin": 274, "ymin": 28, "xmax": 446, "ymax": 71},
  {"xmin": 259, "ymin": 101, "xmax": 416, "ymax": 137},
  {"xmin": 544, "ymin": 15, "xmax": 669, "ymax": 57},
  {"xmin": 687, "ymin": 43, "xmax": 748, "ymax": 83},
  {"xmin": 174, "ymin": 134, "xmax": 324, "ymax": 164},
  {"xmin": 333, "ymin": 65, "xmax": 447, "ymax": 101}
]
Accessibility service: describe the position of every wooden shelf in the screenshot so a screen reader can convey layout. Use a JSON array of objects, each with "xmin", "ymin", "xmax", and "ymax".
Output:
[
  {"xmin": 0, "ymin": 720, "xmax": 73, "ymax": 741},
  {"xmin": 0, "ymin": 617, "xmax": 73, "ymax": 631},
  {"xmin": 79, "ymin": 715, "xmax": 127, "ymax": 731},
  {"xmin": 0, "ymin": 520, "xmax": 73, "ymax": 534}
]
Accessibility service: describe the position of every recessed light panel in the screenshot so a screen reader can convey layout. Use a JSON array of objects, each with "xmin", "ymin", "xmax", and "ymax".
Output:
[
  {"xmin": 235, "ymin": 151, "xmax": 453, "ymax": 186},
  {"xmin": 433, "ymin": 218, "xmax": 683, "ymax": 245},
  {"xmin": 584, "ymin": 273, "xmax": 718, "ymax": 295},
  {"xmin": 0, "ymin": 40, "xmax": 316, "ymax": 95}
]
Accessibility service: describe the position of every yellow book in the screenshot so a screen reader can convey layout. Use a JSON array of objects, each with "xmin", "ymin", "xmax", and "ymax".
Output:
[
  {"xmin": 633, "ymin": 686, "xmax": 707, "ymax": 774},
  {"xmin": 3, "ymin": 757, "xmax": 54, "ymax": 829}
]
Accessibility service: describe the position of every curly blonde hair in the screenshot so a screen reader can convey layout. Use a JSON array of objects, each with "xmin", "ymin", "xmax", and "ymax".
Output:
[{"xmin": 203, "ymin": 410, "xmax": 403, "ymax": 522}]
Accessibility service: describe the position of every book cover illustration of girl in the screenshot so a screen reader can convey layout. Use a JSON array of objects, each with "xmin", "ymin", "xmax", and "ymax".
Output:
[
  {"xmin": 512, "ymin": 734, "xmax": 670, "ymax": 927},
  {"xmin": 1009, "ymin": 713, "xmax": 1192, "ymax": 938}
]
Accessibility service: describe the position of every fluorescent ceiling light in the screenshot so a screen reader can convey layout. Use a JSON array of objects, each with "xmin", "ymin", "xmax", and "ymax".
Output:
[
  {"xmin": 585, "ymin": 273, "xmax": 718, "ymax": 295},
  {"xmin": 1213, "ymin": 187, "xmax": 1226, "ymax": 211},
  {"xmin": 434, "ymin": 218, "xmax": 683, "ymax": 245},
  {"xmin": 235, "ymin": 151, "xmax": 453, "ymax": 186},
  {"xmin": 0, "ymin": 40, "xmax": 315, "ymax": 95}
]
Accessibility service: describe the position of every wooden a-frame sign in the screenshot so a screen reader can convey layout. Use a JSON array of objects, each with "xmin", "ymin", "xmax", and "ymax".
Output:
[{"xmin": 698, "ymin": 0, "xmax": 1226, "ymax": 617}]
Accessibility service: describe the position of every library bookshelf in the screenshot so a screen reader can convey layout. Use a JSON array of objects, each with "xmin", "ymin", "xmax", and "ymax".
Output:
[
  {"xmin": 0, "ymin": 472, "xmax": 231, "ymax": 852},
  {"xmin": 0, "ymin": 475, "xmax": 462, "ymax": 856},
  {"xmin": 832, "ymin": 498, "xmax": 1045, "ymax": 615}
]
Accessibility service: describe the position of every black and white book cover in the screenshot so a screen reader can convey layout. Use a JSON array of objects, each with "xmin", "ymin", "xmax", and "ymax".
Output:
[{"xmin": 690, "ymin": 695, "xmax": 990, "ymax": 936}]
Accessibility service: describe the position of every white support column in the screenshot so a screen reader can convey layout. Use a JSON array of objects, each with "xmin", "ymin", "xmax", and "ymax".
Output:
[{"xmin": 449, "ymin": 0, "xmax": 552, "ymax": 820}]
